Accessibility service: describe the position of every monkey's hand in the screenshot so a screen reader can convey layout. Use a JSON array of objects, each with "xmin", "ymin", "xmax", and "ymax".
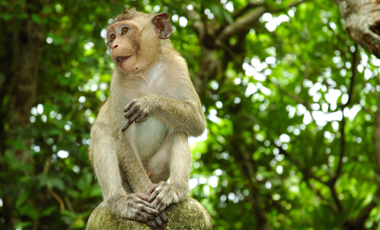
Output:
[
  {"xmin": 146, "ymin": 181, "xmax": 177, "ymax": 212},
  {"xmin": 122, "ymin": 97, "xmax": 150, "ymax": 132},
  {"xmin": 146, "ymin": 183, "xmax": 169, "ymax": 230},
  {"xmin": 107, "ymin": 192, "xmax": 159, "ymax": 222}
]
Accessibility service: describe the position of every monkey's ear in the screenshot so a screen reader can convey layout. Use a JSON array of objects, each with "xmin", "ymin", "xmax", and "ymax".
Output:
[{"xmin": 152, "ymin": 12, "xmax": 172, "ymax": 39}]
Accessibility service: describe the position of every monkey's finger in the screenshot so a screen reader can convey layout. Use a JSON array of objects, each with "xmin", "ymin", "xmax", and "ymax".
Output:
[
  {"xmin": 155, "ymin": 212, "xmax": 168, "ymax": 227},
  {"xmin": 149, "ymin": 187, "xmax": 163, "ymax": 201},
  {"xmin": 134, "ymin": 212, "xmax": 149, "ymax": 222},
  {"xmin": 137, "ymin": 199, "xmax": 156, "ymax": 209},
  {"xmin": 151, "ymin": 197, "xmax": 168, "ymax": 212},
  {"xmin": 148, "ymin": 185, "xmax": 163, "ymax": 201},
  {"xmin": 121, "ymin": 120, "xmax": 134, "ymax": 132},
  {"xmin": 124, "ymin": 100, "xmax": 137, "ymax": 112},
  {"xmin": 140, "ymin": 204, "xmax": 160, "ymax": 216},
  {"xmin": 136, "ymin": 192, "xmax": 150, "ymax": 201},
  {"xmin": 153, "ymin": 194, "xmax": 169, "ymax": 212},
  {"xmin": 146, "ymin": 184, "xmax": 158, "ymax": 196},
  {"xmin": 149, "ymin": 191, "xmax": 158, "ymax": 202},
  {"xmin": 155, "ymin": 200, "xmax": 167, "ymax": 212},
  {"xmin": 138, "ymin": 213, "xmax": 156, "ymax": 222},
  {"xmin": 160, "ymin": 211, "xmax": 168, "ymax": 223},
  {"xmin": 137, "ymin": 200, "xmax": 159, "ymax": 215},
  {"xmin": 147, "ymin": 220, "xmax": 157, "ymax": 229},
  {"xmin": 135, "ymin": 113, "xmax": 148, "ymax": 123},
  {"xmin": 124, "ymin": 105, "xmax": 139, "ymax": 119},
  {"xmin": 129, "ymin": 110, "xmax": 142, "ymax": 123},
  {"xmin": 154, "ymin": 215, "xmax": 163, "ymax": 226}
]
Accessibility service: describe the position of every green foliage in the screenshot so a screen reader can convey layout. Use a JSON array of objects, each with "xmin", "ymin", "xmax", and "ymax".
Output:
[{"xmin": 1, "ymin": 0, "xmax": 380, "ymax": 229}]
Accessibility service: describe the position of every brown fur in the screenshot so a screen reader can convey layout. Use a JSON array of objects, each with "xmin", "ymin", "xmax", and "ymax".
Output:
[{"xmin": 89, "ymin": 9, "xmax": 205, "ymax": 229}]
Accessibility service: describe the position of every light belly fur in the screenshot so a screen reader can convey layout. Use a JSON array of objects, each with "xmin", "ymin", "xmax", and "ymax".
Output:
[{"xmin": 134, "ymin": 116, "xmax": 168, "ymax": 165}]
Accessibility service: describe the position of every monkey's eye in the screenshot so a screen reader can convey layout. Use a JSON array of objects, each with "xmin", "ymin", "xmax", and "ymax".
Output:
[
  {"xmin": 121, "ymin": 27, "xmax": 128, "ymax": 34},
  {"xmin": 109, "ymin": 34, "xmax": 116, "ymax": 42}
]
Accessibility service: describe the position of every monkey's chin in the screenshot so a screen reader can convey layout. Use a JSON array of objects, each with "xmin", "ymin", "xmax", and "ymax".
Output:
[{"xmin": 119, "ymin": 57, "xmax": 137, "ymax": 73}]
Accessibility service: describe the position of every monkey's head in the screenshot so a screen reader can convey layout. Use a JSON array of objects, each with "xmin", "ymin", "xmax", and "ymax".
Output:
[{"xmin": 106, "ymin": 8, "xmax": 173, "ymax": 73}]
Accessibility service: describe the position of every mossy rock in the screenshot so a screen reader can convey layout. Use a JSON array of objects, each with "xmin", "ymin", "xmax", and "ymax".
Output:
[{"xmin": 86, "ymin": 197, "xmax": 213, "ymax": 230}]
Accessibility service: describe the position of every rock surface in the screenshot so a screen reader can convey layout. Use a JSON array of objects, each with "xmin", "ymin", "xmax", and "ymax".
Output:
[{"xmin": 86, "ymin": 197, "xmax": 213, "ymax": 230}]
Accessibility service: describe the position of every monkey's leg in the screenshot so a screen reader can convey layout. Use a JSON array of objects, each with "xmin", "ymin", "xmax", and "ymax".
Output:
[
  {"xmin": 118, "ymin": 134, "xmax": 170, "ymax": 230},
  {"xmin": 118, "ymin": 141, "xmax": 153, "ymax": 193},
  {"xmin": 90, "ymin": 119, "xmax": 158, "ymax": 222},
  {"xmin": 148, "ymin": 132, "xmax": 191, "ymax": 212}
]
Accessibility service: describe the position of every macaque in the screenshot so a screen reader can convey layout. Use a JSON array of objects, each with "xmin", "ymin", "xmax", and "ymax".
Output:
[{"xmin": 89, "ymin": 8, "xmax": 205, "ymax": 229}]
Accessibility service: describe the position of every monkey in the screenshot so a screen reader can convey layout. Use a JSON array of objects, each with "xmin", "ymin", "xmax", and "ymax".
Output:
[{"xmin": 89, "ymin": 8, "xmax": 206, "ymax": 229}]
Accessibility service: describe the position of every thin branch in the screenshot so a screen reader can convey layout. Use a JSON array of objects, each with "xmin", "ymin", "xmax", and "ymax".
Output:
[
  {"xmin": 345, "ymin": 43, "xmax": 358, "ymax": 107},
  {"xmin": 43, "ymin": 156, "xmax": 52, "ymax": 175},
  {"xmin": 277, "ymin": 145, "xmax": 326, "ymax": 184},
  {"xmin": 373, "ymin": 97, "xmax": 380, "ymax": 171},
  {"xmin": 276, "ymin": 144, "xmax": 343, "ymax": 213},
  {"xmin": 215, "ymin": 38, "xmax": 240, "ymax": 62},
  {"xmin": 278, "ymin": 85, "xmax": 310, "ymax": 109},
  {"xmin": 186, "ymin": 9, "xmax": 203, "ymax": 38},
  {"xmin": 348, "ymin": 186, "xmax": 380, "ymax": 228},
  {"xmin": 233, "ymin": 2, "xmax": 265, "ymax": 19},
  {"xmin": 47, "ymin": 189, "xmax": 65, "ymax": 211},
  {"xmin": 334, "ymin": 43, "xmax": 358, "ymax": 182},
  {"xmin": 327, "ymin": 183, "xmax": 343, "ymax": 212},
  {"xmin": 231, "ymin": 138, "xmax": 269, "ymax": 229},
  {"xmin": 64, "ymin": 196, "xmax": 75, "ymax": 213},
  {"xmin": 305, "ymin": 180, "xmax": 339, "ymax": 214}
]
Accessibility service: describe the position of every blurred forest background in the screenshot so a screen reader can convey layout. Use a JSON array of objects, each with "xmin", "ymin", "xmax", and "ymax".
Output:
[{"xmin": 1, "ymin": 0, "xmax": 380, "ymax": 229}]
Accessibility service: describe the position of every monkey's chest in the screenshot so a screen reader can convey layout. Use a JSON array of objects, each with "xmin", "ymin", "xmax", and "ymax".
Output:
[{"xmin": 133, "ymin": 116, "xmax": 168, "ymax": 163}]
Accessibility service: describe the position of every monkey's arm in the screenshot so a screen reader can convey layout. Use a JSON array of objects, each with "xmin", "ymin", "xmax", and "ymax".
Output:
[
  {"xmin": 90, "ymin": 101, "xmax": 158, "ymax": 221},
  {"xmin": 124, "ymin": 92, "xmax": 205, "ymax": 136},
  {"xmin": 150, "ymin": 94, "xmax": 205, "ymax": 136}
]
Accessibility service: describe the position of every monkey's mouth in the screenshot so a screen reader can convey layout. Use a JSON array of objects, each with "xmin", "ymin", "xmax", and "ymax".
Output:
[{"xmin": 116, "ymin": 56, "xmax": 131, "ymax": 64}]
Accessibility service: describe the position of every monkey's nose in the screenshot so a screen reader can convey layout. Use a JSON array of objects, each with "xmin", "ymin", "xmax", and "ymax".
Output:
[{"xmin": 112, "ymin": 44, "xmax": 118, "ymax": 49}]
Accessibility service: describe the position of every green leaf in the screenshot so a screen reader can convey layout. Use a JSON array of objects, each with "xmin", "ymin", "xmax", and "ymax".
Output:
[
  {"xmin": 41, "ymin": 205, "xmax": 56, "ymax": 217},
  {"xmin": 48, "ymin": 177, "xmax": 65, "ymax": 190},
  {"xmin": 16, "ymin": 190, "xmax": 30, "ymax": 208},
  {"xmin": 77, "ymin": 171, "xmax": 92, "ymax": 191},
  {"xmin": 0, "ymin": 13, "xmax": 13, "ymax": 21},
  {"xmin": 222, "ymin": 10, "xmax": 233, "ymax": 24}
]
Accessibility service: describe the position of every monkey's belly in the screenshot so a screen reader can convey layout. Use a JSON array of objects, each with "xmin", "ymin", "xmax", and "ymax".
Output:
[{"xmin": 134, "ymin": 117, "xmax": 168, "ymax": 164}]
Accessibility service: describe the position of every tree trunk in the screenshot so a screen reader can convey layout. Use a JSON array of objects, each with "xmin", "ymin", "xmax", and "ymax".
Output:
[
  {"xmin": 333, "ymin": 0, "xmax": 380, "ymax": 58},
  {"xmin": 0, "ymin": 0, "xmax": 44, "ymax": 227}
]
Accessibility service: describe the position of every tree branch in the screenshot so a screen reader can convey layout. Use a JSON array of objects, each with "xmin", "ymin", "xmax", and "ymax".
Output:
[{"xmin": 47, "ymin": 189, "xmax": 65, "ymax": 211}]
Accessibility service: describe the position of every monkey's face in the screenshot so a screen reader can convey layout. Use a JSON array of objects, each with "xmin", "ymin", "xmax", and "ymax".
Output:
[
  {"xmin": 107, "ymin": 21, "xmax": 140, "ymax": 73},
  {"xmin": 107, "ymin": 12, "xmax": 173, "ymax": 74}
]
